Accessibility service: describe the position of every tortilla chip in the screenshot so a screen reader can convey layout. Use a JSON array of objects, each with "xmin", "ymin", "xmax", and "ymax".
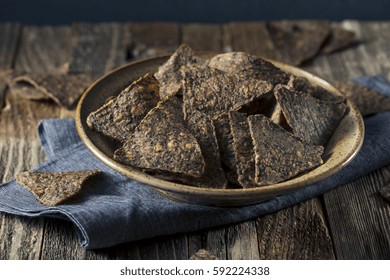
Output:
[
  {"xmin": 15, "ymin": 170, "xmax": 101, "ymax": 206},
  {"xmin": 114, "ymin": 97, "xmax": 205, "ymax": 177},
  {"xmin": 183, "ymin": 109, "xmax": 227, "ymax": 188},
  {"xmin": 288, "ymin": 76, "xmax": 345, "ymax": 103},
  {"xmin": 379, "ymin": 184, "xmax": 390, "ymax": 202},
  {"xmin": 182, "ymin": 65, "xmax": 273, "ymax": 120},
  {"xmin": 322, "ymin": 26, "xmax": 356, "ymax": 54},
  {"xmin": 275, "ymin": 85, "xmax": 346, "ymax": 146},
  {"xmin": 229, "ymin": 112, "xmax": 257, "ymax": 188},
  {"xmin": 208, "ymin": 52, "xmax": 290, "ymax": 86},
  {"xmin": 87, "ymin": 73, "xmax": 159, "ymax": 142},
  {"xmin": 267, "ymin": 20, "xmax": 330, "ymax": 66},
  {"xmin": 190, "ymin": 249, "xmax": 219, "ymax": 260},
  {"xmin": 9, "ymin": 73, "xmax": 93, "ymax": 109},
  {"xmin": 154, "ymin": 44, "xmax": 203, "ymax": 99},
  {"xmin": 112, "ymin": 73, "xmax": 160, "ymax": 137},
  {"xmin": 248, "ymin": 114, "xmax": 323, "ymax": 185},
  {"xmin": 333, "ymin": 80, "xmax": 390, "ymax": 116}
]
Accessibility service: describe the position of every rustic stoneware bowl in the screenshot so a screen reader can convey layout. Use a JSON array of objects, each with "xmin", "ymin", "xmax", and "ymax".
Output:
[{"xmin": 76, "ymin": 55, "xmax": 364, "ymax": 207}]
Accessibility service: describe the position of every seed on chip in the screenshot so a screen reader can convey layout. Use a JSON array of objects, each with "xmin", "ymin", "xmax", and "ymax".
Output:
[
  {"xmin": 333, "ymin": 80, "xmax": 390, "ymax": 116},
  {"xmin": 154, "ymin": 44, "xmax": 203, "ymax": 99},
  {"xmin": 229, "ymin": 112, "xmax": 257, "ymax": 188},
  {"xmin": 182, "ymin": 64, "xmax": 273, "ymax": 120},
  {"xmin": 114, "ymin": 97, "xmax": 205, "ymax": 178},
  {"xmin": 208, "ymin": 52, "xmax": 290, "ymax": 86},
  {"xmin": 15, "ymin": 170, "xmax": 101, "ymax": 206},
  {"xmin": 248, "ymin": 114, "xmax": 324, "ymax": 185},
  {"xmin": 275, "ymin": 84, "xmax": 346, "ymax": 146}
]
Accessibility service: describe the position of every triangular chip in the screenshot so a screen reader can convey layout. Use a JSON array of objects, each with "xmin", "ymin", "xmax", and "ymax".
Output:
[
  {"xmin": 182, "ymin": 110, "xmax": 227, "ymax": 188},
  {"xmin": 267, "ymin": 20, "xmax": 330, "ymax": 66},
  {"xmin": 333, "ymin": 80, "xmax": 390, "ymax": 116},
  {"xmin": 275, "ymin": 85, "xmax": 346, "ymax": 146},
  {"xmin": 111, "ymin": 73, "xmax": 160, "ymax": 137},
  {"xmin": 213, "ymin": 114, "xmax": 239, "ymax": 186},
  {"xmin": 248, "ymin": 114, "xmax": 324, "ymax": 185},
  {"xmin": 9, "ymin": 73, "xmax": 93, "ymax": 109},
  {"xmin": 321, "ymin": 26, "xmax": 356, "ymax": 54},
  {"xmin": 87, "ymin": 73, "xmax": 159, "ymax": 142},
  {"xmin": 229, "ymin": 112, "xmax": 257, "ymax": 188},
  {"xmin": 154, "ymin": 44, "xmax": 203, "ymax": 99},
  {"xmin": 182, "ymin": 65, "xmax": 273, "ymax": 120},
  {"xmin": 208, "ymin": 52, "xmax": 290, "ymax": 86},
  {"xmin": 15, "ymin": 170, "xmax": 101, "ymax": 206},
  {"xmin": 114, "ymin": 97, "xmax": 205, "ymax": 177},
  {"xmin": 288, "ymin": 76, "xmax": 345, "ymax": 103}
]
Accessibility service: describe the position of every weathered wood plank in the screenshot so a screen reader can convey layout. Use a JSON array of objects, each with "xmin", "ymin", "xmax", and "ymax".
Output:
[
  {"xmin": 256, "ymin": 198, "xmax": 335, "ymax": 259},
  {"xmin": 40, "ymin": 23, "xmax": 130, "ymax": 260},
  {"xmin": 226, "ymin": 221, "xmax": 260, "ymax": 260},
  {"xmin": 69, "ymin": 23, "xmax": 129, "ymax": 75},
  {"xmin": 128, "ymin": 22, "xmax": 179, "ymax": 59},
  {"xmin": 181, "ymin": 24, "xmax": 222, "ymax": 52},
  {"xmin": 0, "ymin": 25, "xmax": 68, "ymax": 260},
  {"xmin": 320, "ymin": 21, "xmax": 390, "ymax": 260}
]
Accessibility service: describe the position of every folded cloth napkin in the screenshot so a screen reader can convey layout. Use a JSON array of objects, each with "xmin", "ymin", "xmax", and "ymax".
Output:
[{"xmin": 1, "ymin": 76, "xmax": 390, "ymax": 249}]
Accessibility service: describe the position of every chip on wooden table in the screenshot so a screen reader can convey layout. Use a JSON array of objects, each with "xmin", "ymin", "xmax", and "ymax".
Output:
[
  {"xmin": 267, "ymin": 20, "xmax": 330, "ymax": 66},
  {"xmin": 189, "ymin": 249, "xmax": 219, "ymax": 260},
  {"xmin": 181, "ymin": 64, "xmax": 273, "ymax": 120},
  {"xmin": 333, "ymin": 80, "xmax": 390, "ymax": 116},
  {"xmin": 275, "ymin": 85, "xmax": 347, "ymax": 146},
  {"xmin": 9, "ymin": 73, "xmax": 93, "ymax": 109},
  {"xmin": 248, "ymin": 114, "xmax": 324, "ymax": 186},
  {"xmin": 114, "ymin": 97, "xmax": 205, "ymax": 178},
  {"xmin": 321, "ymin": 26, "xmax": 356, "ymax": 54},
  {"xmin": 16, "ymin": 170, "xmax": 101, "ymax": 206},
  {"xmin": 154, "ymin": 43, "xmax": 203, "ymax": 99}
]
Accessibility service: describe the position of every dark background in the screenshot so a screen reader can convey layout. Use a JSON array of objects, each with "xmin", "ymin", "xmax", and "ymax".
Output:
[{"xmin": 0, "ymin": 0, "xmax": 389, "ymax": 24}]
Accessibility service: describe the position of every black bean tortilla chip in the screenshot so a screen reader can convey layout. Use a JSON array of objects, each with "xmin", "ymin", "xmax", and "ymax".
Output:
[
  {"xmin": 183, "ymin": 110, "xmax": 228, "ymax": 188},
  {"xmin": 16, "ymin": 170, "xmax": 101, "ymax": 206},
  {"xmin": 322, "ymin": 26, "xmax": 356, "ymax": 54},
  {"xmin": 275, "ymin": 85, "xmax": 346, "ymax": 146},
  {"xmin": 208, "ymin": 52, "xmax": 290, "ymax": 86},
  {"xmin": 114, "ymin": 97, "xmax": 205, "ymax": 177},
  {"xmin": 154, "ymin": 44, "xmax": 203, "ymax": 99},
  {"xmin": 333, "ymin": 80, "xmax": 390, "ymax": 116},
  {"xmin": 267, "ymin": 20, "xmax": 330, "ymax": 66},
  {"xmin": 9, "ymin": 73, "xmax": 93, "ymax": 108},
  {"xmin": 248, "ymin": 114, "xmax": 324, "ymax": 185},
  {"xmin": 87, "ymin": 73, "xmax": 159, "ymax": 142},
  {"xmin": 182, "ymin": 65, "xmax": 273, "ymax": 120},
  {"xmin": 229, "ymin": 112, "xmax": 257, "ymax": 188}
]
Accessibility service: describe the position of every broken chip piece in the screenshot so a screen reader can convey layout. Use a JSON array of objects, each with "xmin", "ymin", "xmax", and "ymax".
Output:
[
  {"xmin": 15, "ymin": 170, "xmax": 101, "ymax": 206},
  {"xmin": 87, "ymin": 73, "xmax": 159, "ymax": 142},
  {"xmin": 275, "ymin": 84, "xmax": 346, "ymax": 146},
  {"xmin": 182, "ymin": 64, "xmax": 273, "ymax": 120},
  {"xmin": 114, "ymin": 97, "xmax": 205, "ymax": 178},
  {"xmin": 248, "ymin": 114, "xmax": 324, "ymax": 185},
  {"xmin": 322, "ymin": 26, "xmax": 356, "ymax": 54},
  {"xmin": 333, "ymin": 80, "xmax": 390, "ymax": 116},
  {"xmin": 154, "ymin": 44, "xmax": 202, "ymax": 99}
]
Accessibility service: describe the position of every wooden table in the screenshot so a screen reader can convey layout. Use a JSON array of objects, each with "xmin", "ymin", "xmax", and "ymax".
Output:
[{"xmin": 1, "ymin": 21, "xmax": 390, "ymax": 260}]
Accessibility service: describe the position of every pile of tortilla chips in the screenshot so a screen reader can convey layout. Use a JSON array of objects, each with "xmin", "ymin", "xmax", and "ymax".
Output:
[{"xmin": 87, "ymin": 44, "xmax": 348, "ymax": 189}]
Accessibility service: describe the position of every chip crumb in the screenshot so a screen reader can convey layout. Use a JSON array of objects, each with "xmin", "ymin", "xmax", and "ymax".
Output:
[
  {"xmin": 379, "ymin": 184, "xmax": 390, "ymax": 202},
  {"xmin": 189, "ymin": 249, "xmax": 219, "ymax": 260}
]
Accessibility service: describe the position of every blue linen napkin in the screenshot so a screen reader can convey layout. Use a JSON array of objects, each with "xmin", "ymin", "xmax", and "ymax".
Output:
[{"xmin": 1, "ymin": 76, "xmax": 390, "ymax": 249}]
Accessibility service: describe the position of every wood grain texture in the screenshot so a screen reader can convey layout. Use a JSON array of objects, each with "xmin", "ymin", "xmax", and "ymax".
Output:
[
  {"xmin": 0, "ymin": 26, "xmax": 67, "ymax": 260},
  {"xmin": 181, "ymin": 24, "xmax": 222, "ymax": 52}
]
